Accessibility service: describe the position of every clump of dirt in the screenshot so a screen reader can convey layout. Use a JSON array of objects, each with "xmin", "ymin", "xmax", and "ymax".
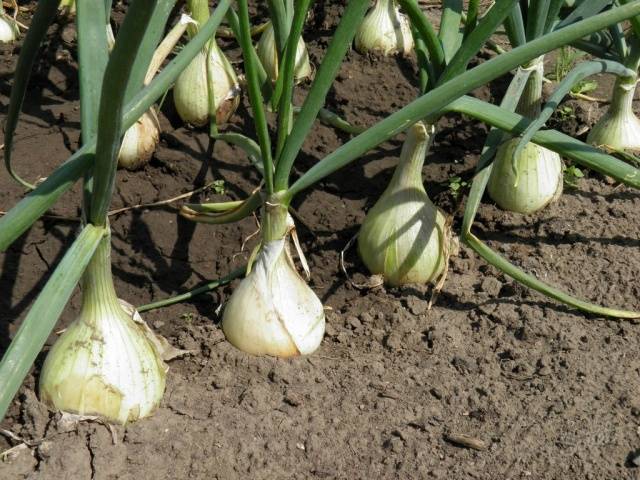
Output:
[{"xmin": 1, "ymin": 3, "xmax": 640, "ymax": 479}]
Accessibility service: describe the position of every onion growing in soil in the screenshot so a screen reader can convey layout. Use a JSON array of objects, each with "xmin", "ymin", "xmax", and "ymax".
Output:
[
  {"xmin": 173, "ymin": 40, "xmax": 240, "ymax": 126},
  {"xmin": 358, "ymin": 121, "xmax": 447, "ymax": 286},
  {"xmin": 117, "ymin": 109, "xmax": 160, "ymax": 170},
  {"xmin": 587, "ymin": 76, "xmax": 640, "ymax": 152},
  {"xmin": 355, "ymin": 0, "xmax": 413, "ymax": 56},
  {"xmin": 256, "ymin": 23, "xmax": 312, "ymax": 83},
  {"xmin": 487, "ymin": 56, "xmax": 563, "ymax": 214},
  {"xmin": 487, "ymin": 138, "xmax": 563, "ymax": 214},
  {"xmin": 0, "ymin": 13, "xmax": 18, "ymax": 43},
  {"xmin": 39, "ymin": 234, "xmax": 167, "ymax": 425},
  {"xmin": 222, "ymin": 207, "xmax": 324, "ymax": 357}
]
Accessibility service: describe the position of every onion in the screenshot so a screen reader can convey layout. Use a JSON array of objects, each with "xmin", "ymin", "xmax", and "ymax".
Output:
[
  {"xmin": 173, "ymin": 41, "xmax": 240, "ymax": 127},
  {"xmin": 358, "ymin": 121, "xmax": 447, "ymax": 286},
  {"xmin": 587, "ymin": 76, "xmax": 640, "ymax": 152},
  {"xmin": 222, "ymin": 208, "xmax": 324, "ymax": 357},
  {"xmin": 488, "ymin": 55, "xmax": 563, "ymax": 214},
  {"xmin": 117, "ymin": 109, "xmax": 160, "ymax": 170},
  {"xmin": 355, "ymin": 0, "xmax": 413, "ymax": 56},
  {"xmin": 39, "ymin": 235, "xmax": 167, "ymax": 425},
  {"xmin": 256, "ymin": 23, "xmax": 312, "ymax": 83},
  {"xmin": 487, "ymin": 138, "xmax": 563, "ymax": 214},
  {"xmin": 0, "ymin": 13, "xmax": 18, "ymax": 43}
]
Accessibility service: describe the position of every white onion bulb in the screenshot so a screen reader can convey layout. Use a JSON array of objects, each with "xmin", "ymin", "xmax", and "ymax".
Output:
[
  {"xmin": 39, "ymin": 239, "xmax": 167, "ymax": 425},
  {"xmin": 487, "ymin": 138, "xmax": 563, "ymax": 214},
  {"xmin": 355, "ymin": 0, "xmax": 413, "ymax": 56},
  {"xmin": 587, "ymin": 77, "xmax": 640, "ymax": 152},
  {"xmin": 0, "ymin": 14, "xmax": 18, "ymax": 43},
  {"xmin": 173, "ymin": 41, "xmax": 240, "ymax": 127},
  {"xmin": 117, "ymin": 109, "xmax": 160, "ymax": 170},
  {"xmin": 222, "ymin": 219, "xmax": 325, "ymax": 357},
  {"xmin": 256, "ymin": 23, "xmax": 312, "ymax": 83},
  {"xmin": 358, "ymin": 121, "xmax": 446, "ymax": 286}
]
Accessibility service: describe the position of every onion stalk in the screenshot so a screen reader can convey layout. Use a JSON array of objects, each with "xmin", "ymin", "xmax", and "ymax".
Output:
[
  {"xmin": 39, "ymin": 232, "xmax": 167, "ymax": 425},
  {"xmin": 222, "ymin": 199, "xmax": 325, "ymax": 357},
  {"xmin": 256, "ymin": 22, "xmax": 312, "ymax": 83},
  {"xmin": 587, "ymin": 75, "xmax": 640, "ymax": 152},
  {"xmin": 358, "ymin": 121, "xmax": 446, "ymax": 286},
  {"xmin": 487, "ymin": 56, "xmax": 563, "ymax": 214},
  {"xmin": 173, "ymin": 1, "xmax": 240, "ymax": 127},
  {"xmin": 355, "ymin": 0, "xmax": 413, "ymax": 56}
]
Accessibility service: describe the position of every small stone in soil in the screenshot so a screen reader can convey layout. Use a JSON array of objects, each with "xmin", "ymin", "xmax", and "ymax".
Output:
[
  {"xmin": 284, "ymin": 391, "xmax": 303, "ymax": 407},
  {"xmin": 384, "ymin": 332, "xmax": 403, "ymax": 351},
  {"xmin": 479, "ymin": 277, "xmax": 502, "ymax": 296},
  {"xmin": 406, "ymin": 295, "xmax": 430, "ymax": 315},
  {"xmin": 345, "ymin": 316, "xmax": 362, "ymax": 330}
]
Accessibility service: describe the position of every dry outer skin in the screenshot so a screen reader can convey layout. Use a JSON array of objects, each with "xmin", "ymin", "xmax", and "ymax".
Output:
[{"xmin": 1, "ymin": 2, "xmax": 640, "ymax": 479}]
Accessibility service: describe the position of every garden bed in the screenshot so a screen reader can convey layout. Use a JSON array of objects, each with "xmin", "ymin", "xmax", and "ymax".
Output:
[{"xmin": 1, "ymin": 2, "xmax": 640, "ymax": 478}]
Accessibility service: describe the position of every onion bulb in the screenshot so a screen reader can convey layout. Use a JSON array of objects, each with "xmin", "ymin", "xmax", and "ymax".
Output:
[
  {"xmin": 0, "ymin": 13, "xmax": 18, "ymax": 43},
  {"xmin": 39, "ymin": 236, "xmax": 167, "ymax": 425},
  {"xmin": 117, "ymin": 109, "xmax": 160, "ymax": 170},
  {"xmin": 358, "ymin": 121, "xmax": 446, "ymax": 286},
  {"xmin": 256, "ymin": 23, "xmax": 312, "ymax": 83},
  {"xmin": 173, "ymin": 41, "xmax": 240, "ymax": 127},
  {"xmin": 355, "ymin": 0, "xmax": 413, "ymax": 56},
  {"xmin": 222, "ymin": 207, "xmax": 324, "ymax": 357},
  {"xmin": 487, "ymin": 55, "xmax": 563, "ymax": 214},
  {"xmin": 587, "ymin": 76, "xmax": 640, "ymax": 152},
  {"xmin": 487, "ymin": 138, "xmax": 563, "ymax": 214}
]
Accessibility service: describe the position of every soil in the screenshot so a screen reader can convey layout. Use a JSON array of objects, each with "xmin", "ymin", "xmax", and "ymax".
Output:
[{"xmin": 2, "ymin": 3, "xmax": 640, "ymax": 480}]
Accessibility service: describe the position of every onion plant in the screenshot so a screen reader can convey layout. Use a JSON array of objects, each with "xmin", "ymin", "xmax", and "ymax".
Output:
[
  {"xmin": 1, "ymin": 0, "xmax": 640, "ymax": 424},
  {"xmin": 173, "ymin": 0, "xmax": 240, "ymax": 128},
  {"xmin": 581, "ymin": 0, "xmax": 640, "ymax": 152},
  {"xmin": 0, "ymin": 0, "xmax": 234, "ymax": 423},
  {"xmin": 178, "ymin": 0, "xmax": 640, "ymax": 359}
]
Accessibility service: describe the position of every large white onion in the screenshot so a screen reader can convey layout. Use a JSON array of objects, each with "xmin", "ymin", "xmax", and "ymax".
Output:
[
  {"xmin": 358, "ymin": 121, "xmax": 446, "ymax": 286},
  {"xmin": 222, "ymin": 214, "xmax": 324, "ymax": 357},
  {"xmin": 39, "ymin": 237, "xmax": 167, "ymax": 425}
]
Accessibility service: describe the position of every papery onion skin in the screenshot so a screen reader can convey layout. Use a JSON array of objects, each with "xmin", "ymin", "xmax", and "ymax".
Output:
[
  {"xmin": 358, "ymin": 121, "xmax": 446, "ymax": 286},
  {"xmin": 587, "ymin": 76, "xmax": 640, "ymax": 152},
  {"xmin": 256, "ymin": 23, "xmax": 312, "ymax": 83},
  {"xmin": 355, "ymin": 0, "xmax": 413, "ymax": 56},
  {"xmin": 487, "ymin": 138, "xmax": 563, "ymax": 214},
  {"xmin": 117, "ymin": 109, "xmax": 160, "ymax": 170},
  {"xmin": 173, "ymin": 43, "xmax": 240, "ymax": 127},
  {"xmin": 39, "ymin": 238, "xmax": 166, "ymax": 425}
]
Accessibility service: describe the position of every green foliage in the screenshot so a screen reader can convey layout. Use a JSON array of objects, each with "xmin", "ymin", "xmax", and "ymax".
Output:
[{"xmin": 563, "ymin": 163, "xmax": 584, "ymax": 187}]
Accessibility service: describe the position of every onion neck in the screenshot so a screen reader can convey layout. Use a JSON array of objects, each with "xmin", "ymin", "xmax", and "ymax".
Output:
[
  {"xmin": 262, "ymin": 192, "xmax": 290, "ymax": 242},
  {"xmin": 608, "ymin": 74, "xmax": 637, "ymax": 118},
  {"xmin": 388, "ymin": 121, "xmax": 434, "ymax": 190},
  {"xmin": 80, "ymin": 231, "xmax": 122, "ymax": 323},
  {"xmin": 517, "ymin": 55, "xmax": 544, "ymax": 119},
  {"xmin": 376, "ymin": 0, "xmax": 392, "ymax": 11},
  {"xmin": 187, "ymin": 0, "xmax": 210, "ymax": 38}
]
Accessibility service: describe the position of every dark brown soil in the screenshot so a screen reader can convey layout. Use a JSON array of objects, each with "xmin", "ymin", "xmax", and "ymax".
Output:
[{"xmin": 2, "ymin": 3, "xmax": 640, "ymax": 480}]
